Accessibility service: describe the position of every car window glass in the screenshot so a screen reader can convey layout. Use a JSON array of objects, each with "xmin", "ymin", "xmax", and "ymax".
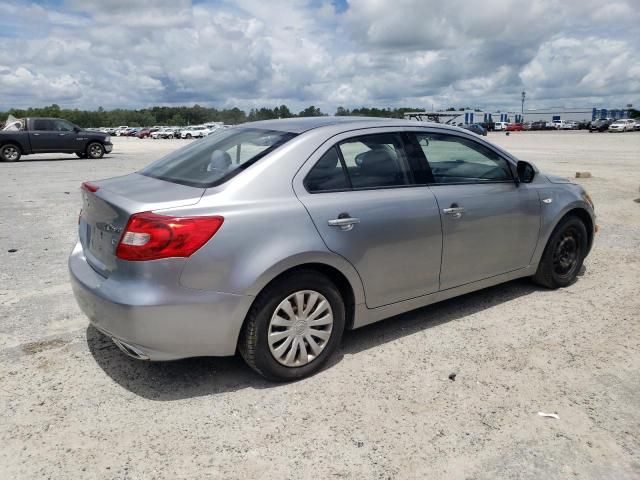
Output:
[
  {"xmin": 140, "ymin": 128, "xmax": 296, "ymax": 188},
  {"xmin": 305, "ymin": 147, "xmax": 350, "ymax": 192},
  {"xmin": 337, "ymin": 133, "xmax": 411, "ymax": 189},
  {"xmin": 32, "ymin": 119, "xmax": 51, "ymax": 131},
  {"xmin": 415, "ymin": 133, "xmax": 512, "ymax": 183},
  {"xmin": 52, "ymin": 119, "xmax": 74, "ymax": 132}
]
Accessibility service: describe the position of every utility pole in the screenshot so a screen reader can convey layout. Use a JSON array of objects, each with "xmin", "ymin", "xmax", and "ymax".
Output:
[{"xmin": 521, "ymin": 91, "xmax": 526, "ymax": 115}]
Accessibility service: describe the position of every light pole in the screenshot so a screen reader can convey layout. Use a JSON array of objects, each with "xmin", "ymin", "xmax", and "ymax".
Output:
[{"xmin": 521, "ymin": 91, "xmax": 526, "ymax": 119}]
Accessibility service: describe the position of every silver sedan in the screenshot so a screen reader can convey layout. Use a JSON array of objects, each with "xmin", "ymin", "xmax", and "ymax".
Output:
[{"xmin": 69, "ymin": 117, "xmax": 596, "ymax": 381}]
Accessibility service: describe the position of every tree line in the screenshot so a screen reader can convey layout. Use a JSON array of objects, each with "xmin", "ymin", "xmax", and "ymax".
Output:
[{"xmin": 0, "ymin": 104, "xmax": 426, "ymax": 128}]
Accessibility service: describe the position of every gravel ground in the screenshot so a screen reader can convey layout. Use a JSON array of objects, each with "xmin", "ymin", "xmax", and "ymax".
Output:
[{"xmin": 1, "ymin": 131, "xmax": 639, "ymax": 479}]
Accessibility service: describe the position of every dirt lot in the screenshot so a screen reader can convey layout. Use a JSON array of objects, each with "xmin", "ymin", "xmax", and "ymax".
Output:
[{"xmin": 1, "ymin": 131, "xmax": 639, "ymax": 479}]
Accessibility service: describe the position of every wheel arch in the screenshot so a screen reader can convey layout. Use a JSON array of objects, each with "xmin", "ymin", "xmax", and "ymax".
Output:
[
  {"xmin": 244, "ymin": 261, "xmax": 362, "ymax": 335},
  {"xmin": 555, "ymin": 207, "xmax": 594, "ymax": 255}
]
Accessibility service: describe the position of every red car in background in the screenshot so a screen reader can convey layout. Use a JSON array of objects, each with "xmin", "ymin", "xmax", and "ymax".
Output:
[{"xmin": 506, "ymin": 123, "xmax": 524, "ymax": 131}]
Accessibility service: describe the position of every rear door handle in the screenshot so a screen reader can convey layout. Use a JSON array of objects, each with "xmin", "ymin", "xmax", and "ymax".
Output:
[
  {"xmin": 32, "ymin": 133, "xmax": 41, "ymax": 136},
  {"xmin": 328, "ymin": 217, "xmax": 360, "ymax": 231},
  {"xmin": 443, "ymin": 207, "xmax": 465, "ymax": 218}
]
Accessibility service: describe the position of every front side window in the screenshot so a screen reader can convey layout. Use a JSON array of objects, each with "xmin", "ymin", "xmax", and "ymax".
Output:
[
  {"xmin": 52, "ymin": 119, "xmax": 75, "ymax": 132},
  {"xmin": 415, "ymin": 133, "xmax": 512, "ymax": 184},
  {"xmin": 337, "ymin": 133, "xmax": 411, "ymax": 189},
  {"xmin": 140, "ymin": 128, "xmax": 296, "ymax": 188}
]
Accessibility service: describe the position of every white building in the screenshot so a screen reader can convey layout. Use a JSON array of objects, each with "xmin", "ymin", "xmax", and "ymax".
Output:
[{"xmin": 405, "ymin": 107, "xmax": 630, "ymax": 125}]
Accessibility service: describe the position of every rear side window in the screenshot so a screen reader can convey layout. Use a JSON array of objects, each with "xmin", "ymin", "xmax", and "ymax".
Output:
[
  {"xmin": 305, "ymin": 148, "xmax": 350, "ymax": 192},
  {"xmin": 140, "ymin": 128, "xmax": 297, "ymax": 188},
  {"xmin": 338, "ymin": 133, "xmax": 411, "ymax": 189},
  {"xmin": 415, "ymin": 133, "xmax": 512, "ymax": 183},
  {"xmin": 32, "ymin": 119, "xmax": 52, "ymax": 131}
]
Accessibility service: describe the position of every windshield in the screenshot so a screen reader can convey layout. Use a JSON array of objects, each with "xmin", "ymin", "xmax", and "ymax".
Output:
[{"xmin": 140, "ymin": 127, "xmax": 297, "ymax": 188}]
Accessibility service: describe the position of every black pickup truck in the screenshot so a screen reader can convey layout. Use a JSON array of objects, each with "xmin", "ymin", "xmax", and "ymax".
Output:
[{"xmin": 0, "ymin": 117, "xmax": 113, "ymax": 162}]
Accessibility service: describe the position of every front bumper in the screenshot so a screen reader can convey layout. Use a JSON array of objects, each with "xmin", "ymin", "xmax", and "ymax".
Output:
[
  {"xmin": 68, "ymin": 242, "xmax": 253, "ymax": 360},
  {"xmin": 104, "ymin": 142, "xmax": 113, "ymax": 153}
]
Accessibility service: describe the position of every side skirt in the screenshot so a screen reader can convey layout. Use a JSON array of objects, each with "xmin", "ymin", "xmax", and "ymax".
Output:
[{"xmin": 352, "ymin": 266, "xmax": 535, "ymax": 329}]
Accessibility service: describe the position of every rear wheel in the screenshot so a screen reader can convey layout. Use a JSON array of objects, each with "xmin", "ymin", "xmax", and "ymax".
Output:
[
  {"xmin": 86, "ymin": 142, "xmax": 105, "ymax": 159},
  {"xmin": 532, "ymin": 216, "xmax": 587, "ymax": 289},
  {"xmin": 1, "ymin": 144, "xmax": 21, "ymax": 162},
  {"xmin": 239, "ymin": 270, "xmax": 345, "ymax": 381}
]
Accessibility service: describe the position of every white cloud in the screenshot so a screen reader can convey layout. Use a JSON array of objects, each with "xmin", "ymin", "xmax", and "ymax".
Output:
[{"xmin": 0, "ymin": 0, "xmax": 638, "ymax": 112}]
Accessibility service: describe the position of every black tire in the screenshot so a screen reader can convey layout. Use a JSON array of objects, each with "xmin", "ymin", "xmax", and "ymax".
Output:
[
  {"xmin": 186, "ymin": 133, "xmax": 192, "ymax": 139},
  {"xmin": 1, "ymin": 144, "xmax": 21, "ymax": 162},
  {"xmin": 532, "ymin": 215, "xmax": 588, "ymax": 289},
  {"xmin": 76, "ymin": 152, "xmax": 88, "ymax": 158},
  {"xmin": 86, "ymin": 142, "xmax": 105, "ymax": 159},
  {"xmin": 239, "ymin": 270, "xmax": 345, "ymax": 381}
]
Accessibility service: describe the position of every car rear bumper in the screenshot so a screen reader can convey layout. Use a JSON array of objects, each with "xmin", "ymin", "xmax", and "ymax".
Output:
[{"xmin": 68, "ymin": 242, "xmax": 253, "ymax": 360}]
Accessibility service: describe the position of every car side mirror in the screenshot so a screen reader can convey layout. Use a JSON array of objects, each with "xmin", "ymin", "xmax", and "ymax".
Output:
[
  {"xmin": 74, "ymin": 126, "xmax": 81, "ymax": 133},
  {"xmin": 517, "ymin": 160, "xmax": 535, "ymax": 183}
]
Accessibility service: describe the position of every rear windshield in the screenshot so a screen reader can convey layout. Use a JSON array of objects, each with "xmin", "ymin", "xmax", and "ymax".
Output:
[{"xmin": 140, "ymin": 128, "xmax": 297, "ymax": 188}]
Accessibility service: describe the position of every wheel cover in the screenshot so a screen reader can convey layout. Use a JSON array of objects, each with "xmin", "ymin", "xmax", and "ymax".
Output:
[
  {"xmin": 3, "ymin": 146, "xmax": 18, "ymax": 161},
  {"xmin": 552, "ymin": 227, "xmax": 580, "ymax": 278},
  {"xmin": 89, "ymin": 144, "xmax": 102, "ymax": 157},
  {"xmin": 268, "ymin": 290, "xmax": 333, "ymax": 367}
]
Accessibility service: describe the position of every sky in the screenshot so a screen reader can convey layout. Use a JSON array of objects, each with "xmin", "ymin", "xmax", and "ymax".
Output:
[{"xmin": 0, "ymin": 0, "xmax": 638, "ymax": 113}]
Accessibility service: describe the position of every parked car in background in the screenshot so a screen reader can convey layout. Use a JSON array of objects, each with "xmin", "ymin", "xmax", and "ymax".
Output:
[
  {"xmin": 528, "ymin": 121, "xmax": 546, "ymax": 131},
  {"xmin": 180, "ymin": 126, "xmax": 210, "ymax": 138},
  {"xmin": 137, "ymin": 128, "xmax": 159, "ymax": 139},
  {"xmin": 635, "ymin": 121, "xmax": 640, "ymax": 131},
  {"xmin": 462, "ymin": 124, "xmax": 487, "ymax": 136},
  {"xmin": 506, "ymin": 123, "xmax": 523, "ymax": 131},
  {"xmin": 589, "ymin": 119, "xmax": 612, "ymax": 132},
  {"xmin": 151, "ymin": 128, "xmax": 175, "ymax": 139},
  {"xmin": 608, "ymin": 119, "xmax": 635, "ymax": 132},
  {"xmin": 115, "ymin": 126, "xmax": 129, "ymax": 136},
  {"xmin": 559, "ymin": 121, "xmax": 579, "ymax": 130},
  {"xmin": 494, "ymin": 121, "xmax": 509, "ymax": 131},
  {"xmin": 0, "ymin": 117, "xmax": 112, "ymax": 161},
  {"xmin": 70, "ymin": 117, "xmax": 596, "ymax": 381}
]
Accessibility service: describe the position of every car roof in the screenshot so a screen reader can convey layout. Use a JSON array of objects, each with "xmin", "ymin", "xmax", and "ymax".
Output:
[{"xmin": 237, "ymin": 116, "xmax": 466, "ymax": 134}]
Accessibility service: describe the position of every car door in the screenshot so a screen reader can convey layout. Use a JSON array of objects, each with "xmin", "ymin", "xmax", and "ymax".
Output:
[
  {"xmin": 28, "ymin": 119, "xmax": 57, "ymax": 152},
  {"xmin": 412, "ymin": 131, "xmax": 541, "ymax": 290},
  {"xmin": 294, "ymin": 131, "xmax": 442, "ymax": 308},
  {"xmin": 29, "ymin": 119, "xmax": 78, "ymax": 152},
  {"xmin": 50, "ymin": 119, "xmax": 82, "ymax": 151}
]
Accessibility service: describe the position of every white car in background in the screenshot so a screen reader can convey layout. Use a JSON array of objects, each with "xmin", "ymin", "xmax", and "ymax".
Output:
[
  {"xmin": 608, "ymin": 119, "xmax": 636, "ymax": 132},
  {"xmin": 493, "ymin": 121, "xmax": 508, "ymax": 131},
  {"xmin": 559, "ymin": 121, "xmax": 578, "ymax": 130},
  {"xmin": 115, "ymin": 126, "xmax": 129, "ymax": 136},
  {"xmin": 180, "ymin": 126, "xmax": 210, "ymax": 139},
  {"xmin": 150, "ymin": 128, "xmax": 175, "ymax": 139}
]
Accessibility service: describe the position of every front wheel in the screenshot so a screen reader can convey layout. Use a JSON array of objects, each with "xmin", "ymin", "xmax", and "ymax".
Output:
[
  {"xmin": 86, "ymin": 142, "xmax": 105, "ymax": 159},
  {"xmin": 239, "ymin": 270, "xmax": 345, "ymax": 381},
  {"xmin": 0, "ymin": 144, "xmax": 21, "ymax": 162},
  {"xmin": 532, "ymin": 216, "xmax": 588, "ymax": 289}
]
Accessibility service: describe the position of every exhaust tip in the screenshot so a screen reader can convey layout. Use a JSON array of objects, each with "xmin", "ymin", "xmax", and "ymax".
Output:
[{"xmin": 112, "ymin": 337, "xmax": 150, "ymax": 360}]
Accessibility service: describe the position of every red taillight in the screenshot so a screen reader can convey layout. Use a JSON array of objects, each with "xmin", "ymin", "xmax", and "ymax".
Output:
[
  {"xmin": 115, "ymin": 212, "xmax": 224, "ymax": 261},
  {"xmin": 81, "ymin": 181, "xmax": 99, "ymax": 193}
]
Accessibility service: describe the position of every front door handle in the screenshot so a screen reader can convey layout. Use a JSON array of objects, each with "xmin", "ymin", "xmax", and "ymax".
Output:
[
  {"xmin": 32, "ymin": 133, "xmax": 41, "ymax": 136},
  {"xmin": 328, "ymin": 216, "xmax": 360, "ymax": 231},
  {"xmin": 58, "ymin": 133, "xmax": 67, "ymax": 136}
]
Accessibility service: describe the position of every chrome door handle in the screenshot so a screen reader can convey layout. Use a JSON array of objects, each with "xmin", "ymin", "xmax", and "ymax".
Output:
[
  {"xmin": 32, "ymin": 133, "xmax": 40, "ymax": 136},
  {"xmin": 443, "ymin": 207, "xmax": 465, "ymax": 218},
  {"xmin": 328, "ymin": 217, "xmax": 360, "ymax": 231},
  {"xmin": 58, "ymin": 133, "xmax": 67, "ymax": 136}
]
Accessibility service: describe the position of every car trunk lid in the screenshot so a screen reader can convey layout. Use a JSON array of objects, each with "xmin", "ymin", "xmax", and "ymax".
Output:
[{"xmin": 79, "ymin": 173, "xmax": 205, "ymax": 276}]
